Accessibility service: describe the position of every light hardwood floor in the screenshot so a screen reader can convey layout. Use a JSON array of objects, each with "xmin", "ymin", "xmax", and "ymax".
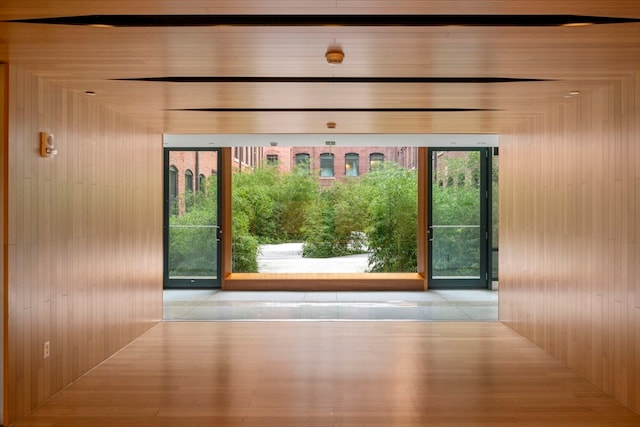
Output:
[{"xmin": 11, "ymin": 322, "xmax": 640, "ymax": 427}]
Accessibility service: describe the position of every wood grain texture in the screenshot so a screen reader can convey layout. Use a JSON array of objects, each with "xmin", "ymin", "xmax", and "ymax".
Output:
[
  {"xmin": 10, "ymin": 321, "xmax": 640, "ymax": 426},
  {"xmin": 499, "ymin": 71, "xmax": 640, "ymax": 414},
  {"xmin": 4, "ymin": 65, "xmax": 163, "ymax": 425},
  {"xmin": 1, "ymin": 63, "xmax": 7, "ymax": 425},
  {"xmin": 1, "ymin": 2, "xmax": 639, "ymax": 134},
  {"xmin": 224, "ymin": 273, "xmax": 425, "ymax": 291},
  {"xmin": 417, "ymin": 147, "xmax": 428, "ymax": 289}
]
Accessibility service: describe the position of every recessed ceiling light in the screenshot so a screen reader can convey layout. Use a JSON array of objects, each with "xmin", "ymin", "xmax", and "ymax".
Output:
[{"xmin": 568, "ymin": 90, "xmax": 581, "ymax": 96}]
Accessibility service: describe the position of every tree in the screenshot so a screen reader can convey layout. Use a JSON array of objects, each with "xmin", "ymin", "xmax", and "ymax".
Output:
[{"xmin": 363, "ymin": 163, "xmax": 418, "ymax": 272}]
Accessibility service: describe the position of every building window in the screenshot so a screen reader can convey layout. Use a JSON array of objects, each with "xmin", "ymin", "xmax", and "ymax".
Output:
[
  {"xmin": 267, "ymin": 154, "xmax": 279, "ymax": 165},
  {"xmin": 370, "ymin": 153, "xmax": 384, "ymax": 171},
  {"xmin": 185, "ymin": 169, "xmax": 194, "ymax": 211},
  {"xmin": 345, "ymin": 153, "xmax": 359, "ymax": 177},
  {"xmin": 185, "ymin": 169, "xmax": 194, "ymax": 193},
  {"xmin": 320, "ymin": 153, "xmax": 334, "ymax": 177},
  {"xmin": 198, "ymin": 174, "xmax": 206, "ymax": 192},
  {"xmin": 169, "ymin": 165, "xmax": 178, "ymax": 215},
  {"xmin": 295, "ymin": 153, "xmax": 310, "ymax": 176}
]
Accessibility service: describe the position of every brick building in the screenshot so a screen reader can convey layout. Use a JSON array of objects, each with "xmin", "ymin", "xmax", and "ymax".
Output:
[
  {"xmin": 168, "ymin": 147, "xmax": 263, "ymax": 213},
  {"xmin": 263, "ymin": 146, "xmax": 418, "ymax": 185}
]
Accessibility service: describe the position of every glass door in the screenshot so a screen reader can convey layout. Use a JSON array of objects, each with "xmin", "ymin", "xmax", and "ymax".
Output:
[
  {"xmin": 428, "ymin": 148, "xmax": 492, "ymax": 289},
  {"xmin": 164, "ymin": 148, "xmax": 222, "ymax": 288}
]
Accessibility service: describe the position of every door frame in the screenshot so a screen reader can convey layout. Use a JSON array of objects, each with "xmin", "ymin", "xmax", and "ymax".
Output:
[
  {"xmin": 163, "ymin": 147, "xmax": 222, "ymax": 289},
  {"xmin": 427, "ymin": 147, "xmax": 493, "ymax": 289}
]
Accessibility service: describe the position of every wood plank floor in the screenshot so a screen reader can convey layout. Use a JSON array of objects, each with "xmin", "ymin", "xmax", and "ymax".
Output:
[{"xmin": 12, "ymin": 322, "xmax": 640, "ymax": 426}]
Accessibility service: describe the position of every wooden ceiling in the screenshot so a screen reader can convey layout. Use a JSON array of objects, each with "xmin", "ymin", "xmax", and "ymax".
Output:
[{"xmin": 1, "ymin": 1, "xmax": 639, "ymax": 135}]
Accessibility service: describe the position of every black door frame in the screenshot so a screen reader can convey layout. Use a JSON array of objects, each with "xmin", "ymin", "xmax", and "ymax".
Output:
[
  {"xmin": 427, "ymin": 147, "xmax": 493, "ymax": 289},
  {"xmin": 163, "ymin": 147, "xmax": 222, "ymax": 289}
]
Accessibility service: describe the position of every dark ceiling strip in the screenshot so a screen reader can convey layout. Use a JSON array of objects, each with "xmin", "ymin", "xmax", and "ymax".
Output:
[
  {"xmin": 7, "ymin": 14, "xmax": 639, "ymax": 27},
  {"xmin": 118, "ymin": 77, "xmax": 547, "ymax": 83},
  {"xmin": 171, "ymin": 108, "xmax": 498, "ymax": 112}
]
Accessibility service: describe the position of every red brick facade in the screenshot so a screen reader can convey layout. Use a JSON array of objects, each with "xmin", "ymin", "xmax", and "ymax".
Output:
[
  {"xmin": 265, "ymin": 146, "xmax": 418, "ymax": 185},
  {"xmin": 168, "ymin": 146, "xmax": 418, "ymax": 199}
]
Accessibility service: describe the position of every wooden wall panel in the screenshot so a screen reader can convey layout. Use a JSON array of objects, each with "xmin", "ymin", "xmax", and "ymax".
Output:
[
  {"xmin": 1, "ymin": 62, "xmax": 7, "ymax": 426},
  {"xmin": 4, "ymin": 65, "xmax": 163, "ymax": 424},
  {"xmin": 499, "ymin": 71, "xmax": 640, "ymax": 414}
]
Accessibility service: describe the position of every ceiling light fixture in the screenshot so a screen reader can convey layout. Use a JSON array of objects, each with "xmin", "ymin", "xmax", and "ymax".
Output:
[
  {"xmin": 326, "ymin": 121, "xmax": 337, "ymax": 129},
  {"xmin": 325, "ymin": 45, "xmax": 345, "ymax": 65},
  {"xmin": 562, "ymin": 22, "xmax": 594, "ymax": 27},
  {"xmin": 85, "ymin": 91, "xmax": 96, "ymax": 96}
]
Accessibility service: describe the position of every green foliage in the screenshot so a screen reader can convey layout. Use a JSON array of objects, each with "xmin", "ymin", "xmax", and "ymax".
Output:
[
  {"xmin": 168, "ymin": 152, "xmax": 489, "ymax": 276},
  {"xmin": 431, "ymin": 151, "xmax": 482, "ymax": 276},
  {"xmin": 362, "ymin": 163, "xmax": 418, "ymax": 272},
  {"xmin": 274, "ymin": 168, "xmax": 319, "ymax": 240},
  {"xmin": 231, "ymin": 205, "xmax": 259, "ymax": 272},
  {"xmin": 168, "ymin": 177, "xmax": 219, "ymax": 276},
  {"xmin": 302, "ymin": 179, "xmax": 369, "ymax": 258},
  {"xmin": 232, "ymin": 165, "xmax": 318, "ymax": 243}
]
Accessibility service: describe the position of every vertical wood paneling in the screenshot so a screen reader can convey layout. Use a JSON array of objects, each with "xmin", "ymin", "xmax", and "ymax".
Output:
[
  {"xmin": 417, "ymin": 147, "xmax": 428, "ymax": 289},
  {"xmin": 4, "ymin": 65, "xmax": 163, "ymax": 424},
  {"xmin": 220, "ymin": 147, "xmax": 232, "ymax": 283},
  {"xmin": 500, "ymin": 72, "xmax": 640, "ymax": 414},
  {"xmin": 1, "ymin": 62, "xmax": 8, "ymax": 426}
]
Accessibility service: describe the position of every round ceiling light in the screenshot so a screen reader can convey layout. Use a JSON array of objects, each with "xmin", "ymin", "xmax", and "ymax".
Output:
[
  {"xmin": 326, "ymin": 121, "xmax": 337, "ymax": 129},
  {"xmin": 325, "ymin": 46, "xmax": 345, "ymax": 65}
]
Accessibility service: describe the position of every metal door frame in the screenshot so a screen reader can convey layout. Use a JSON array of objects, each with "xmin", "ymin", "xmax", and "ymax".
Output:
[
  {"xmin": 163, "ymin": 147, "xmax": 222, "ymax": 289},
  {"xmin": 427, "ymin": 147, "xmax": 493, "ymax": 289}
]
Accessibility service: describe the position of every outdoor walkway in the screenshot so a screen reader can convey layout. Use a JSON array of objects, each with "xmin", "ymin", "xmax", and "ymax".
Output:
[{"xmin": 258, "ymin": 242, "xmax": 369, "ymax": 273}]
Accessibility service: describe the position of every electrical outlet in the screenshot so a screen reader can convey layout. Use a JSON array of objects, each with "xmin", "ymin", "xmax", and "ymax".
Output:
[{"xmin": 44, "ymin": 341, "xmax": 50, "ymax": 359}]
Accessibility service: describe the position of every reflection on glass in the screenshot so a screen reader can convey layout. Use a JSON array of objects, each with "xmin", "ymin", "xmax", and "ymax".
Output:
[
  {"xmin": 431, "ymin": 226, "xmax": 481, "ymax": 278},
  {"xmin": 431, "ymin": 150, "xmax": 481, "ymax": 279},
  {"xmin": 169, "ymin": 226, "xmax": 218, "ymax": 278},
  {"xmin": 168, "ymin": 150, "xmax": 219, "ymax": 280}
]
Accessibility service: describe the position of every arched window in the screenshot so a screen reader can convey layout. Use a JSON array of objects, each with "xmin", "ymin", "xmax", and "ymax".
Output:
[
  {"xmin": 320, "ymin": 153, "xmax": 334, "ymax": 177},
  {"xmin": 345, "ymin": 153, "xmax": 359, "ymax": 177},
  {"xmin": 369, "ymin": 152, "xmax": 384, "ymax": 171},
  {"xmin": 295, "ymin": 153, "xmax": 310, "ymax": 176},
  {"xmin": 169, "ymin": 165, "xmax": 178, "ymax": 215},
  {"xmin": 185, "ymin": 169, "xmax": 194, "ymax": 193}
]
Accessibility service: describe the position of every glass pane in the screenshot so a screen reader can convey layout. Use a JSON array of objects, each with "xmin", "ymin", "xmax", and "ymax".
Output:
[
  {"xmin": 168, "ymin": 150, "xmax": 219, "ymax": 281},
  {"xmin": 492, "ymin": 151, "xmax": 499, "ymax": 280},
  {"xmin": 431, "ymin": 226, "xmax": 481, "ymax": 278},
  {"xmin": 345, "ymin": 153, "xmax": 359, "ymax": 176},
  {"xmin": 320, "ymin": 153, "xmax": 334, "ymax": 177},
  {"xmin": 431, "ymin": 150, "xmax": 481, "ymax": 279},
  {"xmin": 295, "ymin": 153, "xmax": 310, "ymax": 176}
]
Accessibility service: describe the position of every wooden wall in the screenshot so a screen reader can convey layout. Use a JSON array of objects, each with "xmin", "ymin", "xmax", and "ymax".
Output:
[
  {"xmin": 1, "ymin": 63, "xmax": 7, "ymax": 425},
  {"xmin": 499, "ymin": 72, "xmax": 640, "ymax": 413},
  {"xmin": 4, "ymin": 65, "xmax": 163, "ymax": 424}
]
